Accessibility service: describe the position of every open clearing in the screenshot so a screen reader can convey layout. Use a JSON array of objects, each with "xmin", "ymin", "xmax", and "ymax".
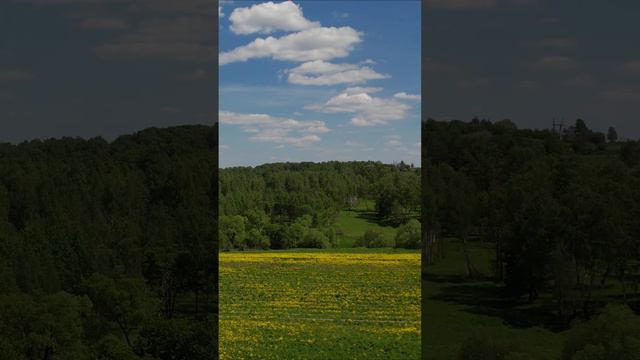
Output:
[
  {"xmin": 334, "ymin": 199, "xmax": 398, "ymax": 247},
  {"xmin": 424, "ymin": 238, "xmax": 564, "ymax": 359},
  {"xmin": 219, "ymin": 250, "xmax": 421, "ymax": 359}
]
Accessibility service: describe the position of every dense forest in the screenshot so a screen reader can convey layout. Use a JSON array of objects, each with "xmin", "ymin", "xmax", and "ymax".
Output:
[
  {"xmin": 219, "ymin": 161, "xmax": 421, "ymax": 250},
  {"xmin": 0, "ymin": 125, "xmax": 217, "ymax": 359},
  {"xmin": 423, "ymin": 118, "xmax": 640, "ymax": 358}
]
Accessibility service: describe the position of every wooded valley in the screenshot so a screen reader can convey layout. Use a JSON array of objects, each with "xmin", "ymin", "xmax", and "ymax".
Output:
[
  {"xmin": 219, "ymin": 161, "xmax": 421, "ymax": 250},
  {"xmin": 423, "ymin": 118, "xmax": 640, "ymax": 359},
  {"xmin": 0, "ymin": 125, "xmax": 217, "ymax": 359}
]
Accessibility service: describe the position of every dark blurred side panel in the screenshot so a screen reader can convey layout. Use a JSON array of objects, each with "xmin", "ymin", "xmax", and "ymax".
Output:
[
  {"xmin": 0, "ymin": 0, "xmax": 219, "ymax": 358},
  {"xmin": 422, "ymin": 1, "xmax": 640, "ymax": 359}
]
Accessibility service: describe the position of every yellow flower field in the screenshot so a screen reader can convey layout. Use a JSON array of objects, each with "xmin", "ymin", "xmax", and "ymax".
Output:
[{"xmin": 219, "ymin": 250, "xmax": 421, "ymax": 359}]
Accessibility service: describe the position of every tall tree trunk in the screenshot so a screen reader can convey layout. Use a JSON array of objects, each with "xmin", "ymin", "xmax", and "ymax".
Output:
[
  {"xmin": 495, "ymin": 231, "xmax": 503, "ymax": 282},
  {"xmin": 462, "ymin": 237, "xmax": 478, "ymax": 278}
]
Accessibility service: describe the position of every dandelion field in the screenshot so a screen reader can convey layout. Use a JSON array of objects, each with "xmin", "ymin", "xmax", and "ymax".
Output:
[{"xmin": 219, "ymin": 250, "xmax": 421, "ymax": 359}]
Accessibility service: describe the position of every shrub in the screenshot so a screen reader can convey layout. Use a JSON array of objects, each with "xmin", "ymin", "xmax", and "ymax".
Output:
[
  {"xmin": 356, "ymin": 229, "xmax": 394, "ymax": 248},
  {"xmin": 395, "ymin": 219, "xmax": 421, "ymax": 249},
  {"xmin": 299, "ymin": 229, "xmax": 330, "ymax": 248},
  {"xmin": 563, "ymin": 304, "xmax": 640, "ymax": 360},
  {"xmin": 458, "ymin": 332, "xmax": 533, "ymax": 360}
]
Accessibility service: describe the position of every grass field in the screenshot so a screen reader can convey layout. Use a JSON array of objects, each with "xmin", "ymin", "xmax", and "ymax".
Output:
[
  {"xmin": 334, "ymin": 199, "xmax": 397, "ymax": 248},
  {"xmin": 424, "ymin": 238, "xmax": 565, "ymax": 359},
  {"xmin": 219, "ymin": 250, "xmax": 421, "ymax": 359}
]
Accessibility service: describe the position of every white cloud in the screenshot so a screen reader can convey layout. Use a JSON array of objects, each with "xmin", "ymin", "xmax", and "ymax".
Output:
[
  {"xmin": 384, "ymin": 134, "xmax": 402, "ymax": 146},
  {"xmin": 393, "ymin": 92, "xmax": 421, "ymax": 101},
  {"xmin": 306, "ymin": 88, "xmax": 411, "ymax": 126},
  {"xmin": 345, "ymin": 140, "xmax": 364, "ymax": 147},
  {"xmin": 219, "ymin": 6, "xmax": 224, "ymax": 17},
  {"xmin": 285, "ymin": 60, "xmax": 389, "ymax": 86},
  {"xmin": 219, "ymin": 111, "xmax": 329, "ymax": 147},
  {"xmin": 219, "ymin": 26, "xmax": 361, "ymax": 65},
  {"xmin": 332, "ymin": 11, "xmax": 349, "ymax": 19},
  {"xmin": 229, "ymin": 1, "xmax": 320, "ymax": 35},
  {"xmin": 343, "ymin": 87, "xmax": 382, "ymax": 94}
]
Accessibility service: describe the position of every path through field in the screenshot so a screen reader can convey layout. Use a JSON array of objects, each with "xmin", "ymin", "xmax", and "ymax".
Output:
[{"xmin": 219, "ymin": 250, "xmax": 420, "ymax": 359}]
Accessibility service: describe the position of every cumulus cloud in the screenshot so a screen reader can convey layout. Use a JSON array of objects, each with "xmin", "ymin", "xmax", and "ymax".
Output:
[
  {"xmin": 219, "ymin": 111, "xmax": 329, "ymax": 147},
  {"xmin": 285, "ymin": 60, "xmax": 389, "ymax": 86},
  {"xmin": 306, "ymin": 87, "xmax": 411, "ymax": 126},
  {"xmin": 385, "ymin": 135, "xmax": 403, "ymax": 147},
  {"xmin": 343, "ymin": 87, "xmax": 382, "ymax": 94},
  {"xmin": 219, "ymin": 26, "xmax": 361, "ymax": 65},
  {"xmin": 229, "ymin": 1, "xmax": 320, "ymax": 35},
  {"xmin": 393, "ymin": 92, "xmax": 421, "ymax": 101},
  {"xmin": 219, "ymin": 6, "xmax": 224, "ymax": 17}
]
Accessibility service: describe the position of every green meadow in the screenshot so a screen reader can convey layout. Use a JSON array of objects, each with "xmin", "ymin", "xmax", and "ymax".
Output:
[
  {"xmin": 334, "ymin": 199, "xmax": 404, "ymax": 248},
  {"xmin": 424, "ymin": 238, "xmax": 564, "ymax": 359}
]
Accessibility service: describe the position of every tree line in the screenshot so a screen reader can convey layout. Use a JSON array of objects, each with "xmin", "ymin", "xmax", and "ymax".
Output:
[
  {"xmin": 423, "ymin": 118, "xmax": 640, "ymax": 326},
  {"xmin": 219, "ymin": 161, "xmax": 421, "ymax": 250},
  {"xmin": 0, "ymin": 125, "xmax": 217, "ymax": 359}
]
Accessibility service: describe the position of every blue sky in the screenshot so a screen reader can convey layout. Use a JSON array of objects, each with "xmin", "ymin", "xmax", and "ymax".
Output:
[{"xmin": 219, "ymin": 1, "xmax": 421, "ymax": 167}]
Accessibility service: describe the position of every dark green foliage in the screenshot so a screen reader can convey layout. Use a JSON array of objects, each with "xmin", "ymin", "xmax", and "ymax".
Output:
[
  {"xmin": 300, "ymin": 228, "xmax": 330, "ymax": 248},
  {"xmin": 458, "ymin": 332, "xmax": 533, "ymax": 360},
  {"xmin": 0, "ymin": 292, "xmax": 89, "ymax": 359},
  {"xmin": 563, "ymin": 305, "xmax": 640, "ymax": 360},
  {"xmin": 0, "ymin": 125, "xmax": 217, "ymax": 359},
  {"xmin": 424, "ymin": 118, "xmax": 640, "ymax": 326},
  {"xmin": 620, "ymin": 140, "xmax": 640, "ymax": 167},
  {"xmin": 139, "ymin": 318, "xmax": 216, "ymax": 360},
  {"xmin": 355, "ymin": 229, "xmax": 394, "ymax": 248},
  {"xmin": 219, "ymin": 161, "xmax": 419, "ymax": 250},
  {"xmin": 395, "ymin": 219, "xmax": 421, "ymax": 249},
  {"xmin": 608, "ymin": 127, "xmax": 618, "ymax": 143}
]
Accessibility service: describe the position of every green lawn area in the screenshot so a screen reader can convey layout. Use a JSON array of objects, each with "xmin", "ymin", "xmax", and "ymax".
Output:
[
  {"xmin": 424, "ymin": 238, "xmax": 565, "ymax": 359},
  {"xmin": 334, "ymin": 199, "xmax": 397, "ymax": 248}
]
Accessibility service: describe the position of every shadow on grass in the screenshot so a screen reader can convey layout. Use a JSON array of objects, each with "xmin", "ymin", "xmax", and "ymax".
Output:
[
  {"xmin": 350, "ymin": 208, "xmax": 397, "ymax": 227},
  {"xmin": 425, "ymin": 272, "xmax": 566, "ymax": 332}
]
